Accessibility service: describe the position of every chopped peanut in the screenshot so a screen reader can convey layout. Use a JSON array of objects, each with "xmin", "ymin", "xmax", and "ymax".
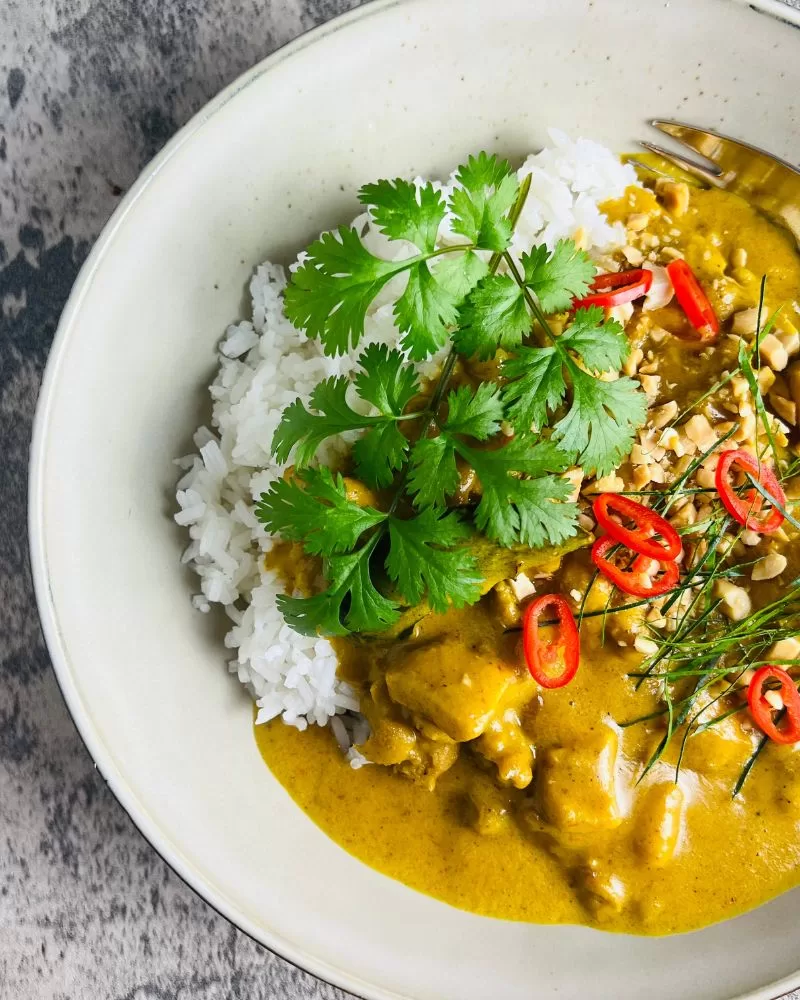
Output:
[
  {"xmin": 759, "ymin": 333, "xmax": 789, "ymax": 372},
  {"xmin": 751, "ymin": 552, "xmax": 788, "ymax": 581},
  {"xmin": 733, "ymin": 413, "xmax": 757, "ymax": 444},
  {"xmin": 732, "ymin": 307, "xmax": 760, "ymax": 337},
  {"xmin": 669, "ymin": 502, "xmax": 697, "ymax": 529},
  {"xmin": 778, "ymin": 327, "xmax": 800, "ymax": 358},
  {"xmin": 677, "ymin": 431, "xmax": 698, "ymax": 456},
  {"xmin": 634, "ymin": 636, "xmax": 659, "ymax": 656},
  {"xmin": 656, "ymin": 178, "xmax": 690, "ymax": 217},
  {"xmin": 623, "ymin": 245, "xmax": 645, "ymax": 266},
  {"xmin": 627, "ymin": 212, "xmax": 649, "ymax": 232},
  {"xmin": 607, "ymin": 302, "xmax": 634, "ymax": 327},
  {"xmin": 588, "ymin": 473, "xmax": 625, "ymax": 494},
  {"xmin": 695, "ymin": 463, "xmax": 717, "ymax": 490},
  {"xmin": 714, "ymin": 580, "xmax": 752, "ymax": 621},
  {"xmin": 768, "ymin": 637, "xmax": 800, "ymax": 661},
  {"xmin": 563, "ymin": 467, "xmax": 584, "ymax": 503},
  {"xmin": 623, "ymin": 347, "xmax": 644, "ymax": 377},
  {"xmin": 631, "ymin": 464, "xmax": 653, "ymax": 490},
  {"xmin": 658, "ymin": 427, "xmax": 683, "ymax": 455},
  {"xmin": 684, "ymin": 414, "xmax": 717, "ymax": 451},
  {"xmin": 640, "ymin": 374, "xmax": 661, "ymax": 399},
  {"xmin": 650, "ymin": 400, "xmax": 678, "ymax": 429},
  {"xmin": 757, "ymin": 368, "xmax": 776, "ymax": 394},
  {"xmin": 509, "ymin": 572, "xmax": 536, "ymax": 602},
  {"xmin": 787, "ymin": 361, "xmax": 800, "ymax": 413},
  {"xmin": 770, "ymin": 394, "xmax": 797, "ymax": 426}
]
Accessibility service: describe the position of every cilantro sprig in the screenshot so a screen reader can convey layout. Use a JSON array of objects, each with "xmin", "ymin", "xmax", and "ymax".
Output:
[
  {"xmin": 257, "ymin": 468, "xmax": 482, "ymax": 635},
  {"xmin": 257, "ymin": 153, "xmax": 647, "ymax": 636},
  {"xmin": 501, "ymin": 304, "xmax": 646, "ymax": 476},
  {"xmin": 283, "ymin": 156, "xmax": 518, "ymax": 359}
]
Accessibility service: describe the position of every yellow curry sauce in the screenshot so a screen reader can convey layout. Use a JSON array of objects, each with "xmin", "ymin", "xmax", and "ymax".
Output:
[{"xmin": 256, "ymin": 176, "xmax": 800, "ymax": 934}]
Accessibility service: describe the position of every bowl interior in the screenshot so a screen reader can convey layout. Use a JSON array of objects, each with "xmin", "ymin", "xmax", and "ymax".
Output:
[{"xmin": 31, "ymin": 1, "xmax": 800, "ymax": 998}]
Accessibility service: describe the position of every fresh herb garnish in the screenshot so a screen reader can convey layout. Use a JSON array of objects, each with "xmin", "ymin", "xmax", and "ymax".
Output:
[
  {"xmin": 599, "ymin": 279, "xmax": 800, "ymax": 794},
  {"xmin": 259, "ymin": 153, "xmax": 647, "ymax": 635}
]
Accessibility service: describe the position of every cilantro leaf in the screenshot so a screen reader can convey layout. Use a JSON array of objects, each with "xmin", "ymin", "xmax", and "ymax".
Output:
[
  {"xmin": 454, "ymin": 274, "xmax": 530, "ymax": 359},
  {"xmin": 407, "ymin": 436, "xmax": 459, "ymax": 508},
  {"xmin": 278, "ymin": 543, "xmax": 399, "ymax": 636},
  {"xmin": 272, "ymin": 376, "xmax": 376, "ymax": 467},
  {"xmin": 433, "ymin": 250, "xmax": 489, "ymax": 302},
  {"xmin": 553, "ymin": 365, "xmax": 647, "ymax": 477},
  {"xmin": 522, "ymin": 239, "xmax": 596, "ymax": 313},
  {"xmin": 352, "ymin": 422, "xmax": 410, "ymax": 488},
  {"xmin": 501, "ymin": 346, "xmax": 566, "ymax": 433},
  {"xmin": 501, "ymin": 306, "xmax": 643, "ymax": 473},
  {"xmin": 255, "ymin": 467, "xmax": 385, "ymax": 556},
  {"xmin": 386, "ymin": 510, "xmax": 483, "ymax": 612},
  {"xmin": 354, "ymin": 344, "xmax": 420, "ymax": 415},
  {"xmin": 284, "ymin": 226, "xmax": 403, "ymax": 355},
  {"xmin": 457, "ymin": 437, "xmax": 576, "ymax": 548},
  {"xmin": 450, "ymin": 153, "xmax": 519, "ymax": 252},
  {"xmin": 350, "ymin": 346, "xmax": 419, "ymax": 486},
  {"xmin": 273, "ymin": 346, "xmax": 422, "ymax": 479},
  {"xmin": 560, "ymin": 307, "xmax": 629, "ymax": 372},
  {"xmin": 394, "ymin": 261, "xmax": 460, "ymax": 359},
  {"xmin": 442, "ymin": 383, "xmax": 504, "ymax": 440},
  {"xmin": 359, "ymin": 179, "xmax": 446, "ymax": 253}
]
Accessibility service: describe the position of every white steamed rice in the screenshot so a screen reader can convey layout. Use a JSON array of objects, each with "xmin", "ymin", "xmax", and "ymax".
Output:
[{"xmin": 174, "ymin": 130, "xmax": 639, "ymax": 741}]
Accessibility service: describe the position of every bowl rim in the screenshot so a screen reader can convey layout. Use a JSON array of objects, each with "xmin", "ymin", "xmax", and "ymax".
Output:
[{"xmin": 27, "ymin": 1, "xmax": 800, "ymax": 998}]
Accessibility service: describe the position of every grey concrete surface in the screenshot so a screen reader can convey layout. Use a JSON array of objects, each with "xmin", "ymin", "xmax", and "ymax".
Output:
[{"xmin": 1, "ymin": 2, "xmax": 799, "ymax": 999}]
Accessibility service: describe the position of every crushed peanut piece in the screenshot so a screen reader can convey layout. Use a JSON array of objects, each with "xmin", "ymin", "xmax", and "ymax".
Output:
[
  {"xmin": 714, "ymin": 580, "xmax": 752, "ymax": 621},
  {"xmin": 768, "ymin": 637, "xmax": 800, "ymax": 661},
  {"xmin": 587, "ymin": 473, "xmax": 625, "ymax": 494},
  {"xmin": 770, "ymin": 394, "xmax": 797, "ymax": 426},
  {"xmin": 759, "ymin": 333, "xmax": 789, "ymax": 372},
  {"xmin": 623, "ymin": 245, "xmax": 644, "ymax": 266},
  {"xmin": 656, "ymin": 178, "xmax": 690, "ymax": 217},
  {"xmin": 623, "ymin": 347, "xmax": 644, "ymax": 377},
  {"xmin": 640, "ymin": 373, "xmax": 661, "ymax": 398},
  {"xmin": 778, "ymin": 327, "xmax": 800, "ymax": 358},
  {"xmin": 732, "ymin": 308, "xmax": 760, "ymax": 337},
  {"xmin": 684, "ymin": 414, "xmax": 717, "ymax": 451},
  {"xmin": 627, "ymin": 212, "xmax": 649, "ymax": 232},
  {"xmin": 634, "ymin": 635, "xmax": 659, "ymax": 656},
  {"xmin": 757, "ymin": 368, "xmax": 776, "ymax": 394},
  {"xmin": 752, "ymin": 552, "xmax": 788, "ymax": 581},
  {"xmin": 649, "ymin": 400, "xmax": 678, "ymax": 429}
]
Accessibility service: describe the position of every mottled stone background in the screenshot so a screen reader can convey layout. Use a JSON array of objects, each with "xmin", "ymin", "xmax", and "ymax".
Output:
[{"xmin": 2, "ymin": 2, "xmax": 800, "ymax": 999}]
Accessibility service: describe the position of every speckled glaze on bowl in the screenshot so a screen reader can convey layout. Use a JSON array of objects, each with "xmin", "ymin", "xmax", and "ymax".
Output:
[{"xmin": 29, "ymin": 1, "xmax": 800, "ymax": 997}]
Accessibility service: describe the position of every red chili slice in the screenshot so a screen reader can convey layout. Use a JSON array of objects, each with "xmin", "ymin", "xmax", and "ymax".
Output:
[
  {"xmin": 666, "ymin": 259, "xmax": 719, "ymax": 342},
  {"xmin": 592, "ymin": 493, "xmax": 682, "ymax": 562},
  {"xmin": 522, "ymin": 593, "xmax": 580, "ymax": 689},
  {"xmin": 714, "ymin": 449, "xmax": 786, "ymax": 534},
  {"xmin": 747, "ymin": 666, "xmax": 800, "ymax": 745},
  {"xmin": 591, "ymin": 536, "xmax": 679, "ymax": 598},
  {"xmin": 572, "ymin": 268, "xmax": 653, "ymax": 310}
]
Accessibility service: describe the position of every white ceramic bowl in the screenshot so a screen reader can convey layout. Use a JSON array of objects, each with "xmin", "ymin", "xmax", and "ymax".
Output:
[{"xmin": 30, "ymin": 1, "xmax": 800, "ymax": 997}]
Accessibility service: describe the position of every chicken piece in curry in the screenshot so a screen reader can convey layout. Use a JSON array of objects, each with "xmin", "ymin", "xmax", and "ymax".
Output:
[{"xmin": 257, "ymin": 167, "xmax": 800, "ymax": 935}]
